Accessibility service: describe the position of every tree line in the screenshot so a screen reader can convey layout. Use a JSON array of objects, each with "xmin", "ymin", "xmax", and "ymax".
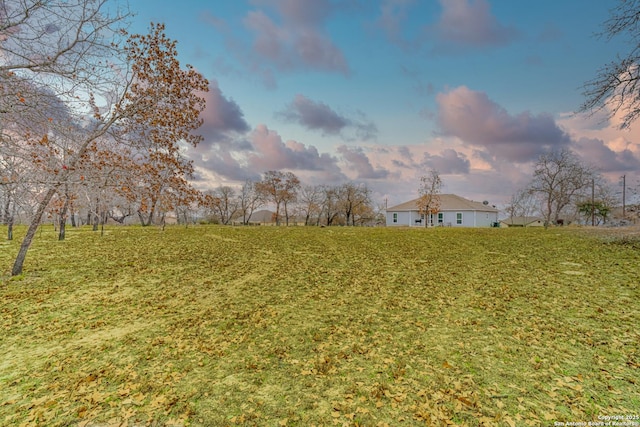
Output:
[
  {"xmin": 506, "ymin": 149, "xmax": 637, "ymax": 227},
  {"xmin": 200, "ymin": 173, "xmax": 381, "ymax": 227}
]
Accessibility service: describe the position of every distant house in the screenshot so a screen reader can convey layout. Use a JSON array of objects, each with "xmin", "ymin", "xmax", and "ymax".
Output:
[
  {"xmin": 499, "ymin": 216, "xmax": 544, "ymax": 227},
  {"xmin": 246, "ymin": 209, "xmax": 276, "ymax": 225},
  {"xmin": 386, "ymin": 194, "xmax": 499, "ymax": 227}
]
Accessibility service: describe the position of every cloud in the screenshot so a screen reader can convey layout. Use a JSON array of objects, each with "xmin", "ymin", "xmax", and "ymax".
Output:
[
  {"xmin": 374, "ymin": 0, "xmax": 416, "ymax": 47},
  {"xmin": 194, "ymin": 149, "xmax": 259, "ymax": 183},
  {"xmin": 574, "ymin": 137, "xmax": 640, "ymax": 172},
  {"xmin": 203, "ymin": 0, "xmax": 355, "ymax": 86},
  {"xmin": 436, "ymin": 86, "xmax": 571, "ymax": 162},
  {"xmin": 429, "ymin": 0, "xmax": 518, "ymax": 52},
  {"xmin": 197, "ymin": 81, "xmax": 250, "ymax": 149},
  {"xmin": 337, "ymin": 145, "xmax": 390, "ymax": 179},
  {"xmin": 279, "ymin": 94, "xmax": 349, "ymax": 134},
  {"xmin": 421, "ymin": 149, "xmax": 470, "ymax": 174},
  {"xmin": 253, "ymin": 0, "xmax": 333, "ymax": 26},
  {"xmin": 243, "ymin": 0, "xmax": 349, "ymax": 76},
  {"xmin": 389, "ymin": 146, "xmax": 469, "ymax": 174},
  {"xmin": 246, "ymin": 124, "xmax": 345, "ymax": 176},
  {"xmin": 278, "ymin": 94, "xmax": 377, "ymax": 140}
]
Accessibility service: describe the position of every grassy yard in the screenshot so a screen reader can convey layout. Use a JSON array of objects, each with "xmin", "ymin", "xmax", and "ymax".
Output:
[{"xmin": 1, "ymin": 225, "xmax": 639, "ymax": 426}]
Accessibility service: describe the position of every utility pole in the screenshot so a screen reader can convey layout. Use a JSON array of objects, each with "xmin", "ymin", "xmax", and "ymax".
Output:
[
  {"xmin": 622, "ymin": 174, "xmax": 626, "ymax": 219},
  {"xmin": 591, "ymin": 178, "xmax": 595, "ymax": 227}
]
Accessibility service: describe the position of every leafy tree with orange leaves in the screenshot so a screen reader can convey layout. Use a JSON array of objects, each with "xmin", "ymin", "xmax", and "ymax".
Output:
[
  {"xmin": 6, "ymin": 15, "xmax": 208, "ymax": 275},
  {"xmin": 118, "ymin": 23, "xmax": 208, "ymax": 227}
]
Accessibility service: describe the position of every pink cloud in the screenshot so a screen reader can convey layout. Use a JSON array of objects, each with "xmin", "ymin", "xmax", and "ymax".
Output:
[
  {"xmin": 574, "ymin": 137, "xmax": 640, "ymax": 173},
  {"xmin": 436, "ymin": 86, "xmax": 571, "ymax": 162},
  {"xmin": 243, "ymin": 1, "xmax": 349, "ymax": 75},
  {"xmin": 374, "ymin": 0, "xmax": 416, "ymax": 47},
  {"xmin": 429, "ymin": 0, "xmax": 518, "ymax": 51},
  {"xmin": 388, "ymin": 145, "xmax": 469, "ymax": 174},
  {"xmin": 246, "ymin": 124, "xmax": 345, "ymax": 177},
  {"xmin": 337, "ymin": 145, "xmax": 390, "ymax": 179}
]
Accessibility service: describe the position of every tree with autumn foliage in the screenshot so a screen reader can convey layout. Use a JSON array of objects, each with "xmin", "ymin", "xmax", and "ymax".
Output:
[
  {"xmin": 117, "ymin": 24, "xmax": 208, "ymax": 227},
  {"xmin": 416, "ymin": 169, "xmax": 443, "ymax": 227},
  {"xmin": 4, "ymin": 5, "xmax": 208, "ymax": 275}
]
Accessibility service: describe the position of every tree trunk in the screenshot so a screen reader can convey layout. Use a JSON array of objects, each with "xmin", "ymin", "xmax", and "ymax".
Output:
[
  {"xmin": 7, "ymin": 214, "xmax": 14, "ymax": 241},
  {"xmin": 101, "ymin": 211, "xmax": 107, "ymax": 236},
  {"xmin": 138, "ymin": 208, "xmax": 154, "ymax": 226},
  {"xmin": 58, "ymin": 191, "xmax": 70, "ymax": 241},
  {"xmin": 284, "ymin": 201, "xmax": 289, "ymax": 226},
  {"xmin": 58, "ymin": 216, "xmax": 67, "ymax": 241},
  {"xmin": 12, "ymin": 187, "xmax": 58, "ymax": 276},
  {"xmin": 275, "ymin": 202, "xmax": 281, "ymax": 226},
  {"xmin": 2, "ymin": 196, "xmax": 10, "ymax": 225}
]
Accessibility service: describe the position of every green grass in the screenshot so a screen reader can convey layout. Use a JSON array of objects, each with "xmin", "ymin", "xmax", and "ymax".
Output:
[{"xmin": 1, "ymin": 225, "xmax": 639, "ymax": 426}]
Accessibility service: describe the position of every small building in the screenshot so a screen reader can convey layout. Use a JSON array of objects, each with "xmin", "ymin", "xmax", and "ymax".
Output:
[
  {"xmin": 245, "ymin": 209, "xmax": 276, "ymax": 225},
  {"xmin": 499, "ymin": 216, "xmax": 544, "ymax": 227},
  {"xmin": 386, "ymin": 194, "xmax": 499, "ymax": 227}
]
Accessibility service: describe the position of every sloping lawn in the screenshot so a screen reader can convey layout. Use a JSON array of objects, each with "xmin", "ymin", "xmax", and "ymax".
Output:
[{"xmin": 1, "ymin": 225, "xmax": 639, "ymax": 426}]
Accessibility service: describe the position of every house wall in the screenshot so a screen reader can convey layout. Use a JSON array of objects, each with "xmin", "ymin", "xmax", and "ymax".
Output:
[
  {"xmin": 386, "ymin": 210, "xmax": 498, "ymax": 227},
  {"xmin": 386, "ymin": 211, "xmax": 412, "ymax": 226}
]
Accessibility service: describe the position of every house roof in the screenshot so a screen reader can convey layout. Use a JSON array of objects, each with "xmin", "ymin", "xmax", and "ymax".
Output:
[
  {"xmin": 500, "ymin": 216, "xmax": 543, "ymax": 226},
  {"xmin": 387, "ymin": 194, "xmax": 499, "ymax": 213},
  {"xmin": 247, "ymin": 209, "xmax": 276, "ymax": 223}
]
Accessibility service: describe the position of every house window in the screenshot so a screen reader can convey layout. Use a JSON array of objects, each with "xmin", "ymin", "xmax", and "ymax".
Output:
[
  {"xmin": 393, "ymin": 213, "xmax": 398, "ymax": 223},
  {"xmin": 438, "ymin": 212, "xmax": 443, "ymax": 224},
  {"xmin": 456, "ymin": 212, "xmax": 463, "ymax": 224}
]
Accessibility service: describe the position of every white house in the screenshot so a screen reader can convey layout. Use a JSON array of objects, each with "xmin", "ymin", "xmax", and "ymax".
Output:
[{"xmin": 386, "ymin": 194, "xmax": 499, "ymax": 227}]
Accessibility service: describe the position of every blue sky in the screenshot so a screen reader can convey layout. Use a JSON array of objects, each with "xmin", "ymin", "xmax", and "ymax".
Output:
[{"xmin": 130, "ymin": 0, "xmax": 639, "ymax": 208}]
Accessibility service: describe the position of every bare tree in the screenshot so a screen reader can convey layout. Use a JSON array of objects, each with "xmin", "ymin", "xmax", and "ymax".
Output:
[
  {"xmin": 416, "ymin": 169, "xmax": 443, "ymax": 227},
  {"xmin": 255, "ymin": 171, "xmax": 300, "ymax": 226},
  {"xmin": 529, "ymin": 149, "xmax": 595, "ymax": 227},
  {"xmin": 298, "ymin": 184, "xmax": 323, "ymax": 225},
  {"xmin": 580, "ymin": 0, "xmax": 640, "ymax": 129},
  {"xmin": 320, "ymin": 185, "xmax": 341, "ymax": 226},
  {"xmin": 238, "ymin": 179, "xmax": 263, "ymax": 225},
  {"xmin": 2, "ymin": 0, "xmax": 131, "ymax": 275},
  {"xmin": 339, "ymin": 182, "xmax": 372, "ymax": 226},
  {"xmin": 208, "ymin": 186, "xmax": 239, "ymax": 225},
  {"xmin": 505, "ymin": 188, "xmax": 538, "ymax": 220}
]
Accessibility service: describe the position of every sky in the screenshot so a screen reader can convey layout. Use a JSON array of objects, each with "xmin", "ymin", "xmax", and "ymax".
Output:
[{"xmin": 129, "ymin": 0, "xmax": 640, "ymax": 209}]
